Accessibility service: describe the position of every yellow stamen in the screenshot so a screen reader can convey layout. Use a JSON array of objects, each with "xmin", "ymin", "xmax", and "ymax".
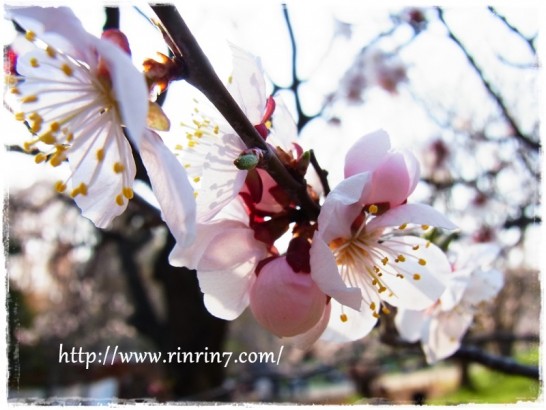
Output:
[
  {"xmin": 413, "ymin": 273, "xmax": 421, "ymax": 280},
  {"xmin": 10, "ymin": 87, "xmax": 20, "ymax": 95},
  {"xmin": 61, "ymin": 63, "xmax": 73, "ymax": 76},
  {"xmin": 398, "ymin": 223, "xmax": 407, "ymax": 230},
  {"xmin": 96, "ymin": 149, "xmax": 105, "ymax": 162},
  {"xmin": 55, "ymin": 181, "xmax": 67, "ymax": 193},
  {"xmin": 46, "ymin": 46, "xmax": 56, "ymax": 58},
  {"xmin": 122, "ymin": 187, "xmax": 134, "ymax": 199},
  {"xmin": 30, "ymin": 58, "xmax": 39, "ymax": 68},
  {"xmin": 39, "ymin": 133, "xmax": 57, "ymax": 145},
  {"xmin": 370, "ymin": 302, "xmax": 376, "ymax": 311},
  {"xmin": 412, "ymin": 245, "xmax": 420, "ymax": 251},
  {"xmin": 381, "ymin": 257, "xmax": 389, "ymax": 266},
  {"xmin": 418, "ymin": 258, "xmax": 427, "ymax": 266},
  {"xmin": 115, "ymin": 194, "xmax": 124, "ymax": 206},
  {"xmin": 193, "ymin": 176, "xmax": 201, "ymax": 183},
  {"xmin": 113, "ymin": 162, "xmax": 125, "ymax": 174},
  {"xmin": 372, "ymin": 312, "xmax": 380, "ymax": 319},
  {"xmin": 397, "ymin": 254, "xmax": 406, "ymax": 262},
  {"xmin": 340, "ymin": 313, "xmax": 348, "ymax": 323},
  {"xmin": 382, "ymin": 306, "xmax": 391, "ymax": 315},
  {"xmin": 50, "ymin": 122, "xmax": 60, "ymax": 132},
  {"xmin": 34, "ymin": 153, "xmax": 47, "ymax": 164},
  {"xmin": 421, "ymin": 224, "xmax": 430, "ymax": 230},
  {"xmin": 15, "ymin": 112, "xmax": 25, "ymax": 121},
  {"xmin": 369, "ymin": 204, "xmax": 378, "ymax": 214},
  {"xmin": 25, "ymin": 31, "xmax": 36, "ymax": 41},
  {"xmin": 21, "ymin": 95, "xmax": 38, "ymax": 103}
]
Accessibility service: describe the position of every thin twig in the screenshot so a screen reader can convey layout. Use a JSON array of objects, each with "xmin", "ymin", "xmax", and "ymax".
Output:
[{"xmin": 437, "ymin": 8, "xmax": 539, "ymax": 153}]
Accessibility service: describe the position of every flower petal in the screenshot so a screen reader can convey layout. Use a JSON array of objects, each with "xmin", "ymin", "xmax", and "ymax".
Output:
[
  {"xmin": 140, "ymin": 130, "xmax": 196, "ymax": 248},
  {"xmin": 367, "ymin": 203, "xmax": 458, "ymax": 232},
  {"xmin": 197, "ymin": 133, "xmax": 248, "ymax": 222},
  {"xmin": 365, "ymin": 152, "xmax": 412, "ymax": 207},
  {"xmin": 422, "ymin": 310, "xmax": 474, "ymax": 363},
  {"xmin": 91, "ymin": 37, "xmax": 148, "ymax": 148},
  {"xmin": 344, "ymin": 129, "xmax": 391, "ymax": 178},
  {"xmin": 7, "ymin": 6, "xmax": 96, "ymax": 62},
  {"xmin": 69, "ymin": 119, "xmax": 136, "ymax": 228},
  {"xmin": 394, "ymin": 309, "xmax": 429, "ymax": 343},
  {"xmin": 318, "ymin": 172, "xmax": 371, "ymax": 243},
  {"xmin": 462, "ymin": 268, "xmax": 504, "ymax": 306},
  {"xmin": 310, "ymin": 235, "xmax": 362, "ymax": 310},
  {"xmin": 439, "ymin": 268, "xmax": 472, "ymax": 311},
  {"xmin": 320, "ymin": 299, "xmax": 378, "ymax": 343},
  {"xmin": 379, "ymin": 237, "xmax": 449, "ymax": 310},
  {"xmin": 228, "ymin": 43, "xmax": 266, "ymax": 124}
]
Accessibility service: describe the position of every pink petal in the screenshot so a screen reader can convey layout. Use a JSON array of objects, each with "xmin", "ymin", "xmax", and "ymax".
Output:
[
  {"xmin": 310, "ymin": 235, "xmax": 362, "ymax": 311},
  {"xmin": 367, "ymin": 203, "xmax": 458, "ymax": 232},
  {"xmin": 344, "ymin": 129, "xmax": 391, "ymax": 178},
  {"xmin": 463, "ymin": 268, "xmax": 504, "ymax": 306},
  {"xmin": 140, "ymin": 131, "xmax": 196, "ymax": 248},
  {"xmin": 365, "ymin": 152, "xmax": 411, "ymax": 207}
]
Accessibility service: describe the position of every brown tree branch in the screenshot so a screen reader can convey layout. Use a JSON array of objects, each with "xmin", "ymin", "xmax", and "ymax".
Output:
[{"xmin": 151, "ymin": 4, "xmax": 320, "ymax": 219}]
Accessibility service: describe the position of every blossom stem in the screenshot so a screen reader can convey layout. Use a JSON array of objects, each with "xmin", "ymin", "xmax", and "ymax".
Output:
[{"xmin": 151, "ymin": 4, "xmax": 320, "ymax": 219}]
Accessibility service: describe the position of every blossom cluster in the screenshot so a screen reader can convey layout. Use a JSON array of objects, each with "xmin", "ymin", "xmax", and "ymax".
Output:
[{"xmin": 4, "ymin": 6, "xmax": 503, "ymax": 358}]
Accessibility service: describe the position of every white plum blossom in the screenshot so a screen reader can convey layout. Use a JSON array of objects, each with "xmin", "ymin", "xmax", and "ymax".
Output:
[
  {"xmin": 310, "ymin": 130, "xmax": 458, "ymax": 343},
  {"xmin": 6, "ymin": 6, "xmax": 196, "ymax": 246},
  {"xmin": 395, "ymin": 244, "xmax": 504, "ymax": 363},
  {"xmin": 174, "ymin": 44, "xmax": 289, "ymax": 222}
]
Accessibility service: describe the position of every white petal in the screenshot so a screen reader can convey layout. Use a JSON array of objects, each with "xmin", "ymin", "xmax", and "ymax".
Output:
[
  {"xmin": 462, "ymin": 268, "xmax": 504, "ymax": 306},
  {"xmin": 269, "ymin": 97, "xmax": 297, "ymax": 148},
  {"xmin": 394, "ymin": 309, "xmax": 429, "ymax": 343},
  {"xmin": 367, "ymin": 203, "xmax": 458, "ymax": 231},
  {"xmin": 197, "ymin": 133, "xmax": 248, "ymax": 222},
  {"xmin": 140, "ymin": 131, "xmax": 196, "ymax": 248},
  {"xmin": 284, "ymin": 303, "xmax": 332, "ymax": 350},
  {"xmin": 379, "ymin": 237, "xmax": 450, "ymax": 310},
  {"xmin": 439, "ymin": 269, "xmax": 472, "ymax": 311},
  {"xmin": 310, "ymin": 235, "xmax": 362, "ymax": 311},
  {"xmin": 70, "ymin": 121, "xmax": 136, "ymax": 228},
  {"xmin": 91, "ymin": 37, "xmax": 148, "ymax": 148},
  {"xmin": 228, "ymin": 44, "xmax": 266, "ymax": 124},
  {"xmin": 318, "ymin": 172, "xmax": 371, "ymax": 243},
  {"xmin": 422, "ymin": 310, "xmax": 474, "ymax": 363},
  {"xmin": 320, "ymin": 299, "xmax": 378, "ymax": 343},
  {"xmin": 199, "ymin": 259, "xmax": 258, "ymax": 320},
  {"xmin": 7, "ymin": 6, "xmax": 96, "ymax": 62}
]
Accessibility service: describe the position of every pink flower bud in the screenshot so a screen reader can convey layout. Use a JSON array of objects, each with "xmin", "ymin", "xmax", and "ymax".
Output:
[{"xmin": 250, "ymin": 256, "xmax": 327, "ymax": 337}]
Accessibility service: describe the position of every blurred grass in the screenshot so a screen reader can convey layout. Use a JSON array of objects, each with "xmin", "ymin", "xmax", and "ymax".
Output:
[{"xmin": 429, "ymin": 347, "xmax": 541, "ymax": 405}]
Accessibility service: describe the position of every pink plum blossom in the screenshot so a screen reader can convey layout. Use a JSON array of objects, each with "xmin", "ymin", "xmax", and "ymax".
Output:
[
  {"xmin": 395, "ymin": 244, "xmax": 504, "ymax": 363},
  {"xmin": 6, "ymin": 7, "xmax": 196, "ymax": 246},
  {"xmin": 310, "ymin": 132, "xmax": 457, "ymax": 343}
]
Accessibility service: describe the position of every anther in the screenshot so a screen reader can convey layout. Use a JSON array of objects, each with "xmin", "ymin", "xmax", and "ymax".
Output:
[
  {"xmin": 119, "ymin": 187, "xmax": 132, "ymax": 200},
  {"xmin": 398, "ymin": 223, "xmax": 407, "ymax": 230},
  {"xmin": 193, "ymin": 176, "xmax": 201, "ymax": 183},
  {"xmin": 370, "ymin": 302, "xmax": 376, "ymax": 311},
  {"xmin": 412, "ymin": 245, "xmax": 420, "ymax": 251},
  {"xmin": 46, "ymin": 46, "xmax": 56, "ymax": 58},
  {"xmin": 340, "ymin": 314, "xmax": 348, "ymax": 323},
  {"xmin": 421, "ymin": 225, "xmax": 430, "ymax": 230},
  {"xmin": 382, "ymin": 306, "xmax": 391, "ymax": 315},
  {"xmin": 96, "ymin": 149, "xmax": 105, "ymax": 162},
  {"xmin": 30, "ymin": 58, "xmax": 39, "ymax": 68},
  {"xmin": 418, "ymin": 258, "xmax": 427, "ymax": 266},
  {"xmin": 113, "ymin": 162, "xmax": 125, "ymax": 173},
  {"xmin": 381, "ymin": 257, "xmax": 389, "ymax": 266},
  {"xmin": 61, "ymin": 63, "xmax": 73, "ymax": 76},
  {"xmin": 115, "ymin": 194, "xmax": 124, "ymax": 206},
  {"xmin": 24, "ymin": 31, "xmax": 36, "ymax": 41},
  {"xmin": 369, "ymin": 204, "xmax": 379, "ymax": 214},
  {"xmin": 34, "ymin": 153, "xmax": 47, "ymax": 164},
  {"xmin": 21, "ymin": 95, "xmax": 38, "ymax": 103},
  {"xmin": 413, "ymin": 273, "xmax": 421, "ymax": 280},
  {"xmin": 15, "ymin": 112, "xmax": 25, "ymax": 121},
  {"xmin": 55, "ymin": 181, "xmax": 67, "ymax": 193},
  {"xmin": 378, "ymin": 286, "xmax": 387, "ymax": 293}
]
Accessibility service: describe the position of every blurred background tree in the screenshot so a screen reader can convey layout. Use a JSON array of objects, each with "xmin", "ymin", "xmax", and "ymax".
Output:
[{"xmin": 3, "ymin": 3, "xmax": 540, "ymax": 404}]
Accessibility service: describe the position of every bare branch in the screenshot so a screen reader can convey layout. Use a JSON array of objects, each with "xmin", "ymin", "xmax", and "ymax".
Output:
[{"xmin": 437, "ymin": 8, "xmax": 540, "ymax": 153}]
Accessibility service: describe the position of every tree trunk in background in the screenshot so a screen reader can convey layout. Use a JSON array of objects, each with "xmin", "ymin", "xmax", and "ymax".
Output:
[{"xmin": 154, "ymin": 234, "xmax": 229, "ymax": 400}]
